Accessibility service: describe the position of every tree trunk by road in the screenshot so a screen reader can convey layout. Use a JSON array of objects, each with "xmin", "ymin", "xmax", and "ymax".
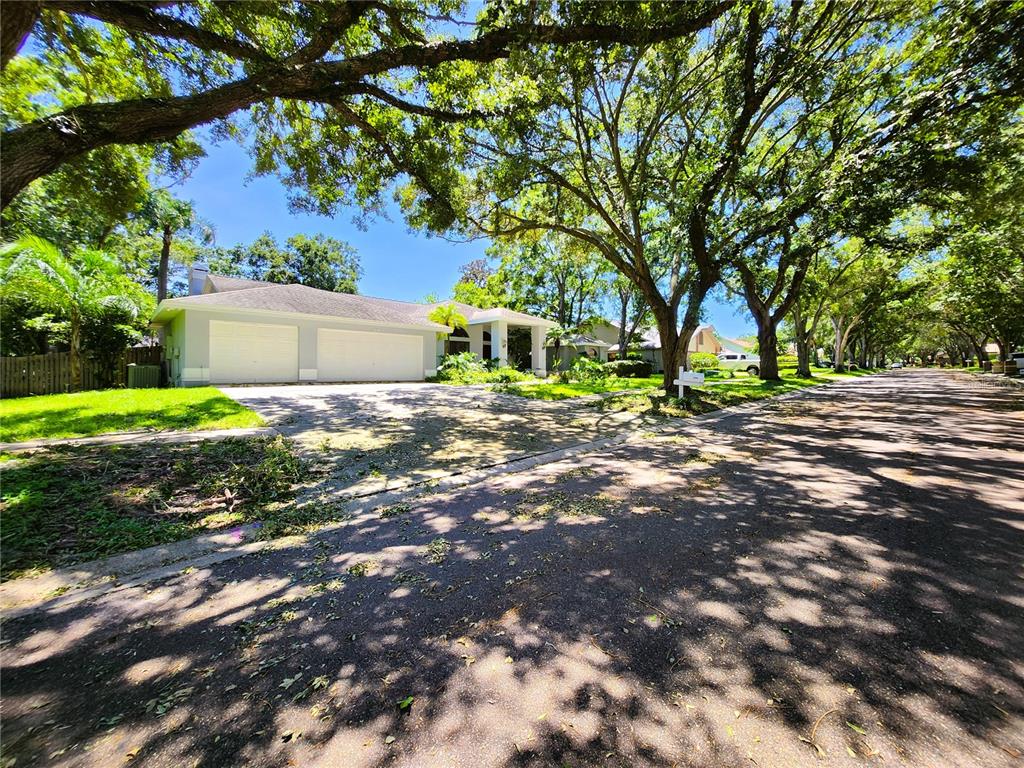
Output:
[
  {"xmin": 752, "ymin": 307, "xmax": 781, "ymax": 380},
  {"xmin": 832, "ymin": 316, "xmax": 847, "ymax": 371},
  {"xmin": 734, "ymin": 226, "xmax": 810, "ymax": 382},
  {"xmin": 972, "ymin": 337, "xmax": 989, "ymax": 366},
  {"xmin": 792, "ymin": 304, "xmax": 812, "ymax": 378}
]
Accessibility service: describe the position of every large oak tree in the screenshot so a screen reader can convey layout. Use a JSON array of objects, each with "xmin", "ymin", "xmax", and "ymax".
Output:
[
  {"xmin": 465, "ymin": 2, "xmax": 925, "ymax": 389},
  {"xmin": 1, "ymin": 1, "xmax": 732, "ymax": 210}
]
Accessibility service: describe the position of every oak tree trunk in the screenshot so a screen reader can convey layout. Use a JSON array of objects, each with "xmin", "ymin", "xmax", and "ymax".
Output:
[
  {"xmin": 653, "ymin": 306, "xmax": 682, "ymax": 392},
  {"xmin": 758, "ymin": 327, "xmax": 780, "ymax": 380},
  {"xmin": 832, "ymin": 317, "xmax": 847, "ymax": 372},
  {"xmin": 1, "ymin": 1, "xmax": 39, "ymax": 69},
  {"xmin": 158, "ymin": 225, "xmax": 172, "ymax": 301},
  {"xmin": 792, "ymin": 305, "xmax": 812, "ymax": 378},
  {"xmin": 617, "ymin": 294, "xmax": 629, "ymax": 354},
  {"xmin": 752, "ymin": 308, "xmax": 780, "ymax": 381}
]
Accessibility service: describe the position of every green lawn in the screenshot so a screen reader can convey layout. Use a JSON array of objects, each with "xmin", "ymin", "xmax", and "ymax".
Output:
[
  {"xmin": 561, "ymin": 366, "xmax": 883, "ymax": 419},
  {"xmin": 0, "ymin": 387, "xmax": 264, "ymax": 443},
  {"xmin": 495, "ymin": 376, "xmax": 663, "ymax": 400},
  {"xmin": 496, "ymin": 366, "xmax": 879, "ymax": 402}
]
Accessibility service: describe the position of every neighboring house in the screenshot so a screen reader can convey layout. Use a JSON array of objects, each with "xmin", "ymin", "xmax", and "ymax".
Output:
[
  {"xmin": 546, "ymin": 334, "xmax": 610, "ymax": 370},
  {"xmin": 715, "ymin": 332, "xmax": 756, "ymax": 355},
  {"xmin": 608, "ymin": 324, "xmax": 725, "ymax": 373},
  {"xmin": 589, "ymin": 320, "xmax": 622, "ymax": 347},
  {"xmin": 151, "ymin": 264, "xmax": 555, "ymax": 386},
  {"xmin": 544, "ymin": 320, "xmax": 620, "ymax": 370}
]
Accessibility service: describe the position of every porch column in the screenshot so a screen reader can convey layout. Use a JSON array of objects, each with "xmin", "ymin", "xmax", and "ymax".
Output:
[
  {"xmin": 493, "ymin": 319, "xmax": 508, "ymax": 367},
  {"xmin": 531, "ymin": 324, "xmax": 546, "ymax": 377},
  {"xmin": 468, "ymin": 324, "xmax": 484, "ymax": 358}
]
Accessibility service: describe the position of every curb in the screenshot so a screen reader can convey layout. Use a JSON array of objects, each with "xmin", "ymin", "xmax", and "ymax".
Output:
[{"xmin": 0, "ymin": 375, "xmax": 862, "ymax": 619}]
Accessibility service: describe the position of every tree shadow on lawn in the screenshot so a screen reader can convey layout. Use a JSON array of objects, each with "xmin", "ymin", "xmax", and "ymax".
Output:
[{"xmin": 1, "ymin": 374, "xmax": 1022, "ymax": 767}]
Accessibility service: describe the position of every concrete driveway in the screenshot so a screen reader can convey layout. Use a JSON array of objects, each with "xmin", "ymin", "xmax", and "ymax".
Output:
[{"xmin": 218, "ymin": 383, "xmax": 656, "ymax": 499}]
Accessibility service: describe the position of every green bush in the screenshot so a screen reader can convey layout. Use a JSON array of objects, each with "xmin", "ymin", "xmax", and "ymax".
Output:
[
  {"xmin": 689, "ymin": 352, "xmax": 720, "ymax": 371},
  {"xmin": 491, "ymin": 367, "xmax": 533, "ymax": 383},
  {"xmin": 568, "ymin": 355, "xmax": 607, "ymax": 382},
  {"xmin": 603, "ymin": 359, "xmax": 653, "ymax": 378},
  {"xmin": 436, "ymin": 351, "xmax": 484, "ymax": 380},
  {"xmin": 777, "ymin": 354, "xmax": 799, "ymax": 365},
  {"xmin": 435, "ymin": 353, "xmax": 533, "ymax": 384}
]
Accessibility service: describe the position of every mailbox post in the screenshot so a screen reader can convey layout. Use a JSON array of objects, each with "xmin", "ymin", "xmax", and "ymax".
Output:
[{"xmin": 673, "ymin": 367, "xmax": 705, "ymax": 399}]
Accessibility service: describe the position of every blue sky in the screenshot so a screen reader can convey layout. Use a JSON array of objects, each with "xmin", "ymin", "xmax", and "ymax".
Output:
[{"xmin": 170, "ymin": 138, "xmax": 755, "ymax": 338}]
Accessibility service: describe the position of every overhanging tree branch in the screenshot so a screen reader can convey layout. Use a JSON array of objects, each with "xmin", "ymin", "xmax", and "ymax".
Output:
[{"xmin": 1, "ymin": 1, "xmax": 734, "ymax": 208}]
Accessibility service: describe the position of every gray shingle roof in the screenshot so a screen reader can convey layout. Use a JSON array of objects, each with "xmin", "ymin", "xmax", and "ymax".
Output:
[
  {"xmin": 154, "ymin": 275, "xmax": 555, "ymax": 331},
  {"xmin": 159, "ymin": 283, "xmax": 450, "ymax": 330},
  {"xmin": 204, "ymin": 274, "xmax": 275, "ymax": 293}
]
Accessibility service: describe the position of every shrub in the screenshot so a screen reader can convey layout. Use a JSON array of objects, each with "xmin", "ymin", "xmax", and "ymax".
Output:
[
  {"xmin": 436, "ymin": 352, "xmax": 533, "ymax": 384},
  {"xmin": 567, "ymin": 355, "xmax": 607, "ymax": 382},
  {"xmin": 492, "ymin": 367, "xmax": 532, "ymax": 383},
  {"xmin": 689, "ymin": 352, "xmax": 720, "ymax": 371},
  {"xmin": 436, "ymin": 352, "xmax": 488, "ymax": 383},
  {"xmin": 603, "ymin": 359, "xmax": 653, "ymax": 378},
  {"xmin": 777, "ymin": 354, "xmax": 799, "ymax": 366},
  {"xmin": 437, "ymin": 351, "xmax": 484, "ymax": 378}
]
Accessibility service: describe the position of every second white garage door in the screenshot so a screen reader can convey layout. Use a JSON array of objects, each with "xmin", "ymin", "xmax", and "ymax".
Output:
[
  {"xmin": 209, "ymin": 320, "xmax": 298, "ymax": 384},
  {"xmin": 318, "ymin": 328, "xmax": 423, "ymax": 382}
]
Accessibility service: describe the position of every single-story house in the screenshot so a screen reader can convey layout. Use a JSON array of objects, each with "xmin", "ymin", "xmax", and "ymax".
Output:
[
  {"xmin": 544, "ymin": 319, "xmax": 623, "ymax": 369},
  {"xmin": 608, "ymin": 324, "xmax": 747, "ymax": 373},
  {"xmin": 150, "ymin": 264, "xmax": 555, "ymax": 386},
  {"xmin": 546, "ymin": 333, "xmax": 611, "ymax": 369}
]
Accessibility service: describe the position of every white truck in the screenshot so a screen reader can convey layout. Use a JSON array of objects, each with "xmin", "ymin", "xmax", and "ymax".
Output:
[{"xmin": 717, "ymin": 351, "xmax": 761, "ymax": 377}]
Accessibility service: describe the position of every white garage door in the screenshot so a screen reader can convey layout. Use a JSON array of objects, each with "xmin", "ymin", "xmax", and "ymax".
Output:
[
  {"xmin": 209, "ymin": 320, "xmax": 298, "ymax": 384},
  {"xmin": 318, "ymin": 328, "xmax": 423, "ymax": 382}
]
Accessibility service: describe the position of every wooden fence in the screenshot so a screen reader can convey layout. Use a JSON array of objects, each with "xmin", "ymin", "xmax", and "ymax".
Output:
[{"xmin": 1, "ymin": 347, "xmax": 163, "ymax": 398}]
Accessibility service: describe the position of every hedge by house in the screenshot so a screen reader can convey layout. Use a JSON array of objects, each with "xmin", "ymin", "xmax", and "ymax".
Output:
[{"xmin": 603, "ymin": 359, "xmax": 653, "ymax": 378}]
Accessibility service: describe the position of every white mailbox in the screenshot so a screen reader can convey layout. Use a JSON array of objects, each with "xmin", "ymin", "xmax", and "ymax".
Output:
[{"xmin": 673, "ymin": 368, "xmax": 704, "ymax": 398}]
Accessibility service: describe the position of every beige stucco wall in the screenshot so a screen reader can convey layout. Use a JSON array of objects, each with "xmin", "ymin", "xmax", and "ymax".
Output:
[
  {"xmin": 691, "ymin": 328, "xmax": 722, "ymax": 354},
  {"xmin": 163, "ymin": 312, "xmax": 188, "ymax": 387},
  {"xmin": 175, "ymin": 308, "xmax": 437, "ymax": 386},
  {"xmin": 590, "ymin": 322, "xmax": 621, "ymax": 346}
]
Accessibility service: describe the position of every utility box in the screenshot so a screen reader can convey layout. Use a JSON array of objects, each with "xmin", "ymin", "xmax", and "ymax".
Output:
[{"xmin": 127, "ymin": 364, "xmax": 161, "ymax": 389}]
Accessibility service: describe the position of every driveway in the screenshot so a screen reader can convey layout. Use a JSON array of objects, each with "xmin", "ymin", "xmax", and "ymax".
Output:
[
  {"xmin": 2, "ymin": 370, "xmax": 1022, "ymax": 768},
  {"xmin": 219, "ymin": 382, "xmax": 660, "ymax": 499}
]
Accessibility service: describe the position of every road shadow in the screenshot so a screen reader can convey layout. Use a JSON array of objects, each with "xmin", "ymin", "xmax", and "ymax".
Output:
[{"xmin": 1, "ymin": 371, "xmax": 1022, "ymax": 767}]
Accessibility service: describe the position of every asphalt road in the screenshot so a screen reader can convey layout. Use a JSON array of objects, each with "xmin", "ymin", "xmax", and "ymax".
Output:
[{"xmin": 2, "ymin": 370, "xmax": 1022, "ymax": 768}]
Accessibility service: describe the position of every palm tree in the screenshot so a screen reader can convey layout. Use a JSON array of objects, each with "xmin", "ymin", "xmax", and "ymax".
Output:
[
  {"xmin": 545, "ymin": 324, "xmax": 578, "ymax": 372},
  {"xmin": 1, "ymin": 236, "xmax": 149, "ymax": 391},
  {"xmin": 428, "ymin": 303, "xmax": 469, "ymax": 356},
  {"xmin": 140, "ymin": 190, "xmax": 213, "ymax": 301}
]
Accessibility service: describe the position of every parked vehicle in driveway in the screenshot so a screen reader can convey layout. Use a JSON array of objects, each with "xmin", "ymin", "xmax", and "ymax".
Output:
[
  {"xmin": 717, "ymin": 351, "xmax": 760, "ymax": 376},
  {"xmin": 1008, "ymin": 352, "xmax": 1024, "ymax": 375}
]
